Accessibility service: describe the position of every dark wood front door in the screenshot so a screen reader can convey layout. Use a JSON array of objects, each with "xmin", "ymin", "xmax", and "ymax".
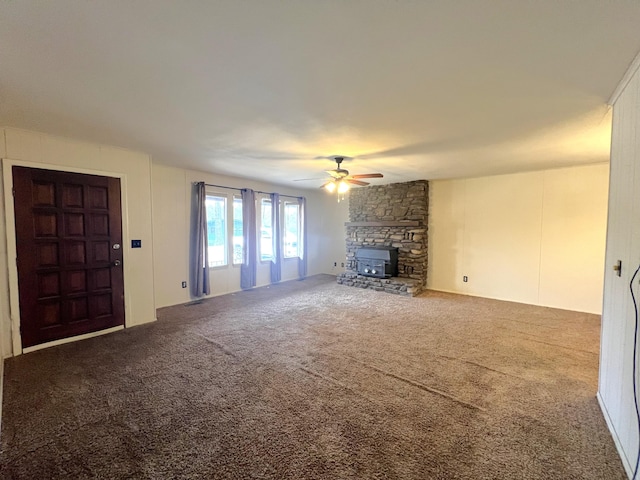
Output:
[{"xmin": 13, "ymin": 167, "xmax": 125, "ymax": 348}]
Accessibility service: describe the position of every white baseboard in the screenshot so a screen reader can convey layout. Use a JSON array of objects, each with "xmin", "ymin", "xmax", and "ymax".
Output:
[
  {"xmin": 426, "ymin": 288, "xmax": 601, "ymax": 315},
  {"xmin": 21, "ymin": 325, "xmax": 124, "ymax": 354},
  {"xmin": 597, "ymin": 391, "xmax": 633, "ymax": 479}
]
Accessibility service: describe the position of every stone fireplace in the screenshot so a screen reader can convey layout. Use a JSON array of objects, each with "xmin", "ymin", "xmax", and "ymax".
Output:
[{"xmin": 337, "ymin": 180, "xmax": 428, "ymax": 296}]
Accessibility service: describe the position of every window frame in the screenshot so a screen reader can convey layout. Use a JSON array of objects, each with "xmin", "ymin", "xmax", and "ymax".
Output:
[
  {"xmin": 259, "ymin": 197, "xmax": 273, "ymax": 263},
  {"xmin": 232, "ymin": 195, "xmax": 243, "ymax": 266},
  {"xmin": 205, "ymin": 193, "xmax": 228, "ymax": 268},
  {"xmin": 283, "ymin": 201, "xmax": 301, "ymax": 259},
  {"xmin": 205, "ymin": 190, "xmax": 244, "ymax": 269},
  {"xmin": 206, "ymin": 191, "xmax": 304, "ymax": 268}
]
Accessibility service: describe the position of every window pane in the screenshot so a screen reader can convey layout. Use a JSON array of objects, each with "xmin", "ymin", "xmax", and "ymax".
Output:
[
  {"xmin": 284, "ymin": 203, "xmax": 300, "ymax": 258},
  {"xmin": 260, "ymin": 199, "xmax": 272, "ymax": 261},
  {"xmin": 233, "ymin": 197, "xmax": 243, "ymax": 265},
  {"xmin": 206, "ymin": 195, "xmax": 227, "ymax": 266}
]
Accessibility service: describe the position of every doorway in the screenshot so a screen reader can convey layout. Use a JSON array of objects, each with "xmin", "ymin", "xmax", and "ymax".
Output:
[{"xmin": 12, "ymin": 166, "xmax": 125, "ymax": 348}]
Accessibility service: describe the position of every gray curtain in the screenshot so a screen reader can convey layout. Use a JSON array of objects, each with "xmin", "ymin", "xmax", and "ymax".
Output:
[
  {"xmin": 190, "ymin": 182, "xmax": 210, "ymax": 297},
  {"xmin": 298, "ymin": 196, "xmax": 307, "ymax": 279},
  {"xmin": 270, "ymin": 193, "xmax": 282, "ymax": 283},
  {"xmin": 240, "ymin": 188, "xmax": 257, "ymax": 289}
]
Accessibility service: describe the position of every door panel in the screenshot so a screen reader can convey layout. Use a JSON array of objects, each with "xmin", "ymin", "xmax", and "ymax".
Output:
[{"xmin": 13, "ymin": 167, "xmax": 125, "ymax": 348}]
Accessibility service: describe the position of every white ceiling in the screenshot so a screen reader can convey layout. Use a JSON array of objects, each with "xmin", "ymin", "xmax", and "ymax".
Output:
[{"xmin": 1, "ymin": 1, "xmax": 640, "ymax": 189}]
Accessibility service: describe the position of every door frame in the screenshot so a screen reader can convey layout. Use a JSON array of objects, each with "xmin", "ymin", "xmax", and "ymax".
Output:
[{"xmin": 3, "ymin": 159, "xmax": 132, "ymax": 355}]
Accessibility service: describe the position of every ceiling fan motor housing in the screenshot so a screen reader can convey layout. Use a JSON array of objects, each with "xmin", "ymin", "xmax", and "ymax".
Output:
[{"xmin": 333, "ymin": 156, "xmax": 349, "ymax": 176}]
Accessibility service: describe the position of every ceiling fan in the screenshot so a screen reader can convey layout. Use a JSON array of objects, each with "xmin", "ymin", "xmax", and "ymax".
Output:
[{"xmin": 320, "ymin": 156, "xmax": 383, "ymax": 193}]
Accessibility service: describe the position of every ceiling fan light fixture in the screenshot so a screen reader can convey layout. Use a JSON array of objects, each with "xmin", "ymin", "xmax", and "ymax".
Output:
[
  {"xmin": 317, "ymin": 155, "xmax": 382, "ymax": 199},
  {"xmin": 324, "ymin": 181, "xmax": 336, "ymax": 193}
]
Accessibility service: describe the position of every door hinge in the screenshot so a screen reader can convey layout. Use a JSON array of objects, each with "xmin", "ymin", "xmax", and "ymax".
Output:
[{"xmin": 12, "ymin": 188, "xmax": 15, "ymax": 196}]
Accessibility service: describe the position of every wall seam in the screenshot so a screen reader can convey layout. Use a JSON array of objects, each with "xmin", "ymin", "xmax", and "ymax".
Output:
[
  {"xmin": 147, "ymin": 154, "xmax": 158, "ymax": 320},
  {"xmin": 462, "ymin": 179, "xmax": 467, "ymax": 294},
  {"xmin": 536, "ymin": 172, "xmax": 546, "ymax": 306}
]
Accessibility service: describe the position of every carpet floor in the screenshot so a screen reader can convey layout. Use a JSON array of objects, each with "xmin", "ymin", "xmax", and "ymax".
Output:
[{"xmin": 1, "ymin": 274, "xmax": 627, "ymax": 479}]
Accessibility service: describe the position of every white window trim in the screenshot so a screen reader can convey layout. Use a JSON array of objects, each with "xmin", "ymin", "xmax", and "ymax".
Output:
[
  {"xmin": 283, "ymin": 201, "xmax": 301, "ymax": 260},
  {"xmin": 231, "ymin": 195, "xmax": 243, "ymax": 267},
  {"xmin": 259, "ymin": 196, "xmax": 273, "ymax": 263},
  {"xmin": 205, "ymin": 191, "xmax": 229, "ymax": 268}
]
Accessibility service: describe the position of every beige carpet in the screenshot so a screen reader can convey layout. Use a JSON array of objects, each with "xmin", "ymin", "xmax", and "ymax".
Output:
[{"xmin": 1, "ymin": 274, "xmax": 626, "ymax": 479}]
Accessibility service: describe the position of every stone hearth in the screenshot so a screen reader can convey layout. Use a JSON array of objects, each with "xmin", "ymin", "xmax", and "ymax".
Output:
[{"xmin": 337, "ymin": 180, "xmax": 428, "ymax": 296}]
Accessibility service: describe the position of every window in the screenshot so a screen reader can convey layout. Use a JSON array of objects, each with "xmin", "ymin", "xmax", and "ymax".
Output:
[
  {"xmin": 232, "ymin": 197, "xmax": 243, "ymax": 265},
  {"xmin": 284, "ymin": 202, "xmax": 300, "ymax": 258},
  {"xmin": 260, "ymin": 198, "xmax": 272, "ymax": 261},
  {"xmin": 204, "ymin": 191, "xmax": 303, "ymax": 268},
  {"xmin": 206, "ymin": 195, "xmax": 227, "ymax": 267}
]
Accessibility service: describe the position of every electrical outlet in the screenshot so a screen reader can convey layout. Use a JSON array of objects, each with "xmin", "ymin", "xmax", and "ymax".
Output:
[
  {"xmin": 181, "ymin": 281, "xmax": 187, "ymax": 288},
  {"xmin": 463, "ymin": 276, "xmax": 468, "ymax": 282},
  {"xmin": 341, "ymin": 262, "xmax": 344, "ymax": 267},
  {"xmin": 334, "ymin": 262, "xmax": 337, "ymax": 267}
]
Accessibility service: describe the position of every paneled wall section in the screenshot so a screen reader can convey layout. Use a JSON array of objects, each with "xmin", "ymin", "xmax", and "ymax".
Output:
[
  {"xmin": 598, "ymin": 62, "xmax": 640, "ymax": 478},
  {"xmin": 428, "ymin": 164, "xmax": 609, "ymax": 314}
]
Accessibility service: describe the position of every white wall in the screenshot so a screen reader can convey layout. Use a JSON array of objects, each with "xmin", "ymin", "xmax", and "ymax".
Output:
[
  {"xmin": 598, "ymin": 58, "xmax": 640, "ymax": 478},
  {"xmin": 151, "ymin": 164, "xmax": 347, "ymax": 308},
  {"xmin": 312, "ymin": 194, "xmax": 349, "ymax": 276},
  {"xmin": 428, "ymin": 163, "xmax": 609, "ymax": 314},
  {"xmin": 0, "ymin": 128, "xmax": 157, "ymax": 357}
]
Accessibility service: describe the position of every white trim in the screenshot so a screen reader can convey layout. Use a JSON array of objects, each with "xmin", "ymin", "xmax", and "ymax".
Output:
[
  {"xmin": 258, "ymin": 195, "xmax": 273, "ymax": 263},
  {"xmin": 2, "ymin": 158, "xmax": 132, "ymax": 356},
  {"xmin": 148, "ymin": 158, "xmax": 160, "ymax": 327},
  {"xmin": 22, "ymin": 326, "xmax": 124, "ymax": 354},
  {"xmin": 597, "ymin": 391, "xmax": 633, "ymax": 479},
  {"xmin": 282, "ymin": 200, "xmax": 301, "ymax": 260},
  {"xmin": 204, "ymin": 190, "xmax": 231, "ymax": 268},
  {"xmin": 3, "ymin": 160, "xmax": 21, "ymax": 355},
  {"xmin": 609, "ymin": 48, "xmax": 640, "ymax": 106}
]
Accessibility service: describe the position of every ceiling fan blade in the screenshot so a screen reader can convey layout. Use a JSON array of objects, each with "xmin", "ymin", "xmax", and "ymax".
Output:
[
  {"xmin": 320, "ymin": 181, "xmax": 334, "ymax": 189},
  {"xmin": 346, "ymin": 179, "xmax": 370, "ymax": 186},
  {"xmin": 350, "ymin": 173, "xmax": 383, "ymax": 179},
  {"xmin": 292, "ymin": 177, "xmax": 325, "ymax": 182}
]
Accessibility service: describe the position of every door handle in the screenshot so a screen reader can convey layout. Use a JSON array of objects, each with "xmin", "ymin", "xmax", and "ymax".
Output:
[{"xmin": 113, "ymin": 260, "xmax": 121, "ymax": 267}]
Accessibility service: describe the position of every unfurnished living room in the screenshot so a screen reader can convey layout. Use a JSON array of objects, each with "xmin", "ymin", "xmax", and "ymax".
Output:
[{"xmin": 1, "ymin": 1, "xmax": 640, "ymax": 479}]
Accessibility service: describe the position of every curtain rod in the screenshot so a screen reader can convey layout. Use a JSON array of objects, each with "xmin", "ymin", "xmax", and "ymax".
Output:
[{"xmin": 200, "ymin": 182, "xmax": 304, "ymax": 200}]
